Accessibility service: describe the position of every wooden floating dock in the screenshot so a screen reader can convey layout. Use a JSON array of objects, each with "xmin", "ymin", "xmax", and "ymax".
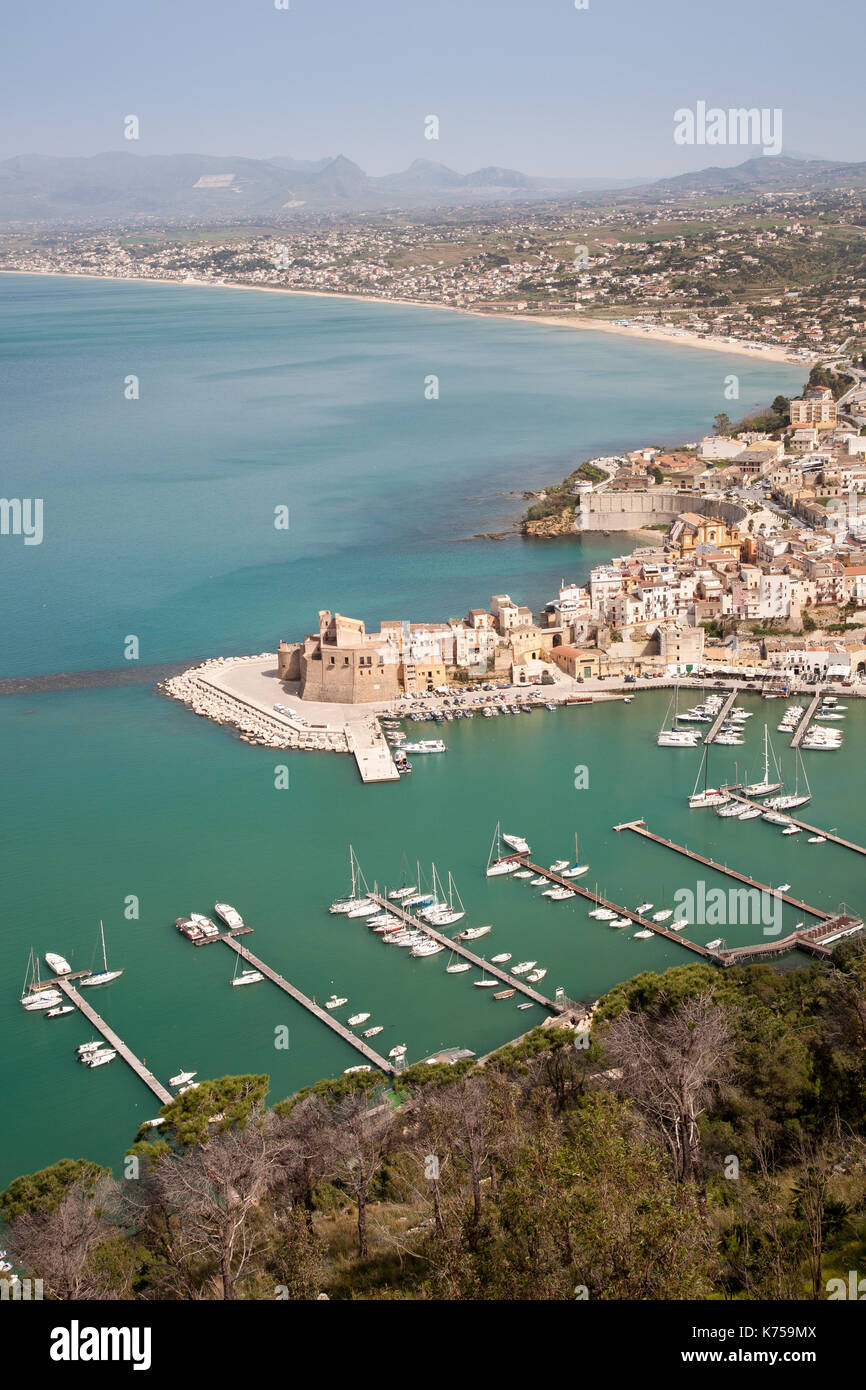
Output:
[
  {"xmin": 192, "ymin": 925, "xmax": 253, "ymax": 947},
  {"xmin": 724, "ymin": 792, "xmax": 866, "ymax": 856},
  {"xmin": 790, "ymin": 691, "xmax": 822, "ymax": 748},
  {"xmin": 704, "ymin": 684, "xmax": 740, "ymax": 744},
  {"xmin": 367, "ymin": 893, "xmax": 565, "ymax": 1006},
  {"xmin": 716, "ymin": 914, "xmax": 864, "ymax": 966},
  {"xmin": 55, "ymin": 979, "xmax": 173, "ymax": 1105},
  {"xmin": 220, "ymin": 936, "xmax": 396, "ymax": 1074},
  {"xmin": 614, "ymin": 820, "xmax": 831, "ymax": 919},
  {"xmin": 512, "ymin": 861, "xmax": 713, "ymax": 957}
]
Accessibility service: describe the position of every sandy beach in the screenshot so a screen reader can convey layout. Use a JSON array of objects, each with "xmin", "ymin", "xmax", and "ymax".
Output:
[{"xmin": 0, "ymin": 268, "xmax": 809, "ymax": 365}]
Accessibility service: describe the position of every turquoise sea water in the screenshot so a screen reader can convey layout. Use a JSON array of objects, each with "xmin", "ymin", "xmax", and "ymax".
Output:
[{"xmin": 4, "ymin": 273, "xmax": 839, "ymax": 1188}]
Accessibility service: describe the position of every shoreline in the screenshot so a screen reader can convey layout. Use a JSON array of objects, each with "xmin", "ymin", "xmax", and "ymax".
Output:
[{"xmin": 0, "ymin": 268, "xmax": 808, "ymax": 365}]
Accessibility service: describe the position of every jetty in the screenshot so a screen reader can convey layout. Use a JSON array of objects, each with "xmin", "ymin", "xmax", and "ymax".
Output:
[
  {"xmin": 715, "ymin": 914, "xmax": 864, "ymax": 966},
  {"xmin": 366, "ymin": 894, "xmax": 565, "ymax": 1005},
  {"xmin": 789, "ymin": 691, "xmax": 822, "ymax": 748},
  {"xmin": 724, "ymin": 792, "xmax": 866, "ymax": 856},
  {"xmin": 512, "ymin": 860, "xmax": 713, "ymax": 956},
  {"xmin": 614, "ymin": 820, "xmax": 831, "ymax": 919},
  {"xmin": 55, "ymin": 979, "xmax": 173, "ymax": 1104},
  {"xmin": 220, "ymin": 936, "xmax": 396, "ymax": 1073},
  {"xmin": 704, "ymin": 685, "xmax": 740, "ymax": 744}
]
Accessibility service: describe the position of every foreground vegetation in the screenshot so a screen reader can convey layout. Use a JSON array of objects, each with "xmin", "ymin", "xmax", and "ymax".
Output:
[{"xmin": 4, "ymin": 945, "xmax": 866, "ymax": 1300}]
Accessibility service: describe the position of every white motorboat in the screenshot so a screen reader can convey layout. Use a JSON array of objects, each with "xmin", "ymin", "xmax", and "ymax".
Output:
[
  {"xmin": 402, "ymin": 739, "xmax": 447, "ymax": 753},
  {"xmin": 83, "ymin": 1049, "xmax": 117, "ymax": 1068},
  {"xmin": 807, "ymin": 836, "xmax": 826, "ymax": 844},
  {"xmin": 589, "ymin": 908, "xmax": 616, "ymax": 921},
  {"xmin": 189, "ymin": 913, "xmax": 219, "ymax": 936},
  {"xmin": 636, "ymin": 902, "xmax": 653, "ymax": 914},
  {"xmin": 77, "ymin": 1041, "xmax": 102, "ymax": 1055},
  {"xmin": 513, "ymin": 870, "xmax": 533, "ymax": 880},
  {"xmin": 658, "ymin": 729, "xmax": 702, "ymax": 747},
  {"xmin": 670, "ymin": 919, "xmax": 689, "ymax": 932},
  {"xmin": 170, "ymin": 1069, "xmax": 197, "ymax": 1087},
  {"xmin": 526, "ymin": 968, "xmax": 547, "ymax": 983},
  {"xmin": 651, "ymin": 909, "xmax": 672, "ymax": 922},
  {"xmin": 548, "ymin": 860, "xmax": 570, "ymax": 873},
  {"xmin": 348, "ymin": 1012, "xmax": 371, "ymax": 1026},
  {"xmin": 763, "ymin": 811, "xmax": 790, "ymax": 825},
  {"xmin": 388, "ymin": 1044, "xmax": 407, "ymax": 1058},
  {"xmin": 561, "ymin": 864, "xmax": 590, "ymax": 878},
  {"xmin": 79, "ymin": 921, "xmax": 124, "ymax": 988},
  {"xmin": 511, "ymin": 961, "xmax": 537, "ymax": 975},
  {"xmin": 706, "ymin": 938, "xmax": 724, "ymax": 951},
  {"xmin": 609, "ymin": 916, "xmax": 631, "ymax": 928},
  {"xmin": 178, "ymin": 1082, "xmax": 199, "ymax": 1093},
  {"xmin": 717, "ymin": 802, "xmax": 747, "ymax": 818},
  {"xmin": 473, "ymin": 978, "xmax": 499, "ymax": 988},
  {"xmin": 348, "ymin": 901, "xmax": 380, "ymax": 919},
  {"xmin": 362, "ymin": 1025, "xmax": 383, "ymax": 1037},
  {"xmin": 411, "ymin": 941, "xmax": 445, "ymax": 957},
  {"xmin": 214, "ymin": 903, "xmax": 244, "ymax": 930},
  {"xmin": 502, "ymin": 833, "xmax": 530, "ymax": 855},
  {"xmin": 530, "ymin": 875, "xmax": 547, "ymax": 885},
  {"xmin": 45, "ymin": 1005, "xmax": 75, "ymax": 1017},
  {"xmin": 22, "ymin": 989, "xmax": 62, "ymax": 1011},
  {"xmin": 457, "ymin": 924, "xmax": 492, "ymax": 940},
  {"xmin": 446, "ymin": 961, "xmax": 472, "ymax": 973},
  {"xmin": 325, "ymin": 994, "xmax": 348, "ymax": 1009},
  {"xmin": 543, "ymin": 887, "xmax": 575, "ymax": 900},
  {"xmin": 782, "ymin": 825, "xmax": 802, "ymax": 835},
  {"xmin": 344, "ymin": 1065, "xmax": 372, "ymax": 1075},
  {"xmin": 738, "ymin": 806, "xmax": 764, "ymax": 820},
  {"xmin": 44, "ymin": 952, "xmax": 72, "ymax": 976},
  {"xmin": 491, "ymin": 952, "xmax": 512, "ymax": 963},
  {"xmin": 633, "ymin": 929, "xmax": 654, "ymax": 939}
]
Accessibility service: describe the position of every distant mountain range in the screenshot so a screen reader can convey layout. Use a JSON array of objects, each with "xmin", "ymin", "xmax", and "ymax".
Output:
[{"xmin": 0, "ymin": 151, "xmax": 863, "ymax": 226}]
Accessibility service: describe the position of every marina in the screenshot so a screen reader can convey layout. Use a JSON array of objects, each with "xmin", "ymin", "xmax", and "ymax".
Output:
[{"xmin": 53, "ymin": 979, "xmax": 172, "ymax": 1105}]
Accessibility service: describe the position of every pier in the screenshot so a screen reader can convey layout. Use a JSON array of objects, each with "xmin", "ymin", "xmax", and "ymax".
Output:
[
  {"xmin": 724, "ymin": 793, "xmax": 866, "ymax": 856},
  {"xmin": 704, "ymin": 685, "xmax": 740, "ymax": 744},
  {"xmin": 55, "ymin": 979, "xmax": 173, "ymax": 1104},
  {"xmin": 790, "ymin": 691, "xmax": 822, "ymax": 748},
  {"xmin": 715, "ymin": 914, "xmax": 864, "ymax": 966},
  {"xmin": 512, "ymin": 861, "xmax": 713, "ymax": 957},
  {"xmin": 614, "ymin": 820, "xmax": 831, "ymax": 919},
  {"xmin": 366, "ymin": 894, "xmax": 565, "ymax": 1005},
  {"xmin": 220, "ymin": 937, "xmax": 396, "ymax": 1074}
]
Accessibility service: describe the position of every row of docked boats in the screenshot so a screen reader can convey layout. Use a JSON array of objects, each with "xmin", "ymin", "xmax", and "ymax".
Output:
[
  {"xmin": 20, "ymin": 925, "xmax": 123, "ymax": 1013},
  {"xmin": 175, "ymin": 901, "xmax": 244, "ymax": 943},
  {"xmin": 484, "ymin": 824, "xmax": 589, "ymax": 887}
]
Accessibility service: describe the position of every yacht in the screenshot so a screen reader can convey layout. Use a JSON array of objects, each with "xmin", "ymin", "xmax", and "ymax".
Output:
[
  {"xmin": 388, "ymin": 1044, "xmax": 407, "ymax": 1058},
  {"xmin": 79, "ymin": 922, "xmax": 124, "ymax": 988},
  {"xmin": 83, "ymin": 1049, "xmax": 117, "ymax": 1068},
  {"xmin": 486, "ymin": 824, "xmax": 522, "ymax": 877},
  {"xmin": 511, "ymin": 961, "xmax": 537, "ymax": 975},
  {"xmin": 45, "ymin": 1004, "xmax": 75, "ymax": 1017},
  {"xmin": 651, "ymin": 909, "xmax": 673, "ymax": 922},
  {"xmin": 232, "ymin": 968, "xmax": 264, "ymax": 986},
  {"xmin": 473, "ymin": 978, "xmax": 499, "ymax": 988},
  {"xmin": 543, "ymin": 887, "xmax": 575, "ymax": 901},
  {"xmin": 176, "ymin": 917, "xmax": 204, "ymax": 941},
  {"xmin": 526, "ymin": 968, "xmax": 547, "ymax": 983},
  {"xmin": 589, "ymin": 907, "xmax": 616, "ymax": 921},
  {"xmin": 491, "ymin": 952, "xmax": 512, "ymax": 963},
  {"xmin": 763, "ymin": 749, "xmax": 811, "ymax": 811},
  {"xmin": 402, "ymin": 739, "xmax": 447, "ymax": 753},
  {"xmin": 530, "ymin": 875, "xmax": 548, "ymax": 885},
  {"xmin": 717, "ymin": 802, "xmax": 748, "ymax": 818},
  {"xmin": 807, "ymin": 836, "xmax": 826, "ymax": 844},
  {"xmin": 22, "ymin": 989, "xmax": 63, "ymax": 1011},
  {"xmin": 348, "ymin": 901, "xmax": 380, "ymax": 919},
  {"xmin": 77, "ymin": 1041, "xmax": 102, "ymax": 1055},
  {"xmin": 706, "ymin": 938, "xmax": 724, "ymax": 952},
  {"xmin": 670, "ymin": 919, "xmax": 689, "ymax": 932},
  {"xmin": 330, "ymin": 846, "xmax": 372, "ymax": 914},
  {"xmin": 502, "ymin": 833, "xmax": 530, "ymax": 855},
  {"xmin": 782, "ymin": 824, "xmax": 802, "ymax": 835},
  {"xmin": 44, "ymin": 952, "xmax": 72, "ymax": 976},
  {"xmin": 742, "ymin": 726, "xmax": 782, "ymax": 796},
  {"xmin": 548, "ymin": 859, "xmax": 570, "ymax": 873},
  {"xmin": 513, "ymin": 870, "xmax": 533, "ymax": 880},
  {"xmin": 636, "ymin": 902, "xmax": 653, "ymax": 914},
  {"xmin": 609, "ymin": 916, "xmax": 631, "ymax": 928},
  {"xmin": 344, "ymin": 1065, "xmax": 372, "ymax": 1075},
  {"xmin": 762, "ymin": 810, "xmax": 790, "ymax": 826},
  {"xmin": 446, "ymin": 960, "xmax": 472, "ymax": 973},
  {"xmin": 362, "ymin": 1025, "xmax": 383, "ymax": 1038},
  {"xmin": 412, "ymin": 940, "xmax": 445, "ymax": 957},
  {"xmin": 214, "ymin": 903, "xmax": 244, "ymax": 930},
  {"xmin": 388, "ymin": 884, "xmax": 418, "ymax": 901},
  {"xmin": 633, "ymin": 929, "xmax": 654, "ymax": 939},
  {"xmin": 325, "ymin": 994, "xmax": 348, "ymax": 1009},
  {"xmin": 189, "ymin": 913, "xmax": 219, "ymax": 937},
  {"xmin": 347, "ymin": 1012, "xmax": 371, "ymax": 1026},
  {"xmin": 169, "ymin": 1069, "xmax": 197, "ymax": 1087},
  {"xmin": 457, "ymin": 924, "xmax": 492, "ymax": 941},
  {"xmin": 658, "ymin": 728, "xmax": 702, "ymax": 747}
]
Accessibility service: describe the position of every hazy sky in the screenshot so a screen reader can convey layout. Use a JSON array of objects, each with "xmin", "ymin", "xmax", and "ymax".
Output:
[{"xmin": 2, "ymin": 0, "xmax": 863, "ymax": 176}]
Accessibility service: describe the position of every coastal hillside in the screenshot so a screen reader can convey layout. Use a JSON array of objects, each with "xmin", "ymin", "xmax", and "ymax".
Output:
[{"xmin": 4, "ymin": 948, "xmax": 866, "ymax": 1301}]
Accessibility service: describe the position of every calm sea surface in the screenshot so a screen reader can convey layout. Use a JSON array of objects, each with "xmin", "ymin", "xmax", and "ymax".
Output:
[{"xmin": 4, "ymin": 273, "xmax": 847, "ymax": 1189}]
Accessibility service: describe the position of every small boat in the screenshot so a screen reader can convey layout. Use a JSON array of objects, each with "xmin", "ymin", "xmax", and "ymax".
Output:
[
  {"xmin": 189, "ymin": 913, "xmax": 219, "ymax": 937},
  {"xmin": 548, "ymin": 860, "xmax": 570, "ymax": 873},
  {"xmin": 77, "ymin": 1041, "xmax": 102, "ymax": 1055},
  {"xmin": 348, "ymin": 901, "xmax": 379, "ymax": 919},
  {"xmin": 176, "ymin": 917, "xmax": 204, "ymax": 940},
  {"xmin": 83, "ymin": 1049, "xmax": 116, "ymax": 1068},
  {"xmin": 526, "ymin": 968, "xmax": 547, "ymax": 983},
  {"xmin": 388, "ymin": 885, "xmax": 418, "ymax": 901},
  {"xmin": 45, "ymin": 1005, "xmax": 75, "ymax": 1018},
  {"xmin": 517, "ymin": 1001, "xmax": 533, "ymax": 1010},
  {"xmin": 636, "ymin": 902, "xmax": 653, "ymax": 914},
  {"xmin": 362, "ymin": 1025, "xmax": 383, "ymax": 1037},
  {"xmin": 609, "ymin": 916, "xmax": 631, "ymax": 928},
  {"xmin": 589, "ymin": 907, "xmax": 616, "ymax": 921},
  {"xmin": 782, "ymin": 825, "xmax": 802, "ymax": 836},
  {"xmin": 79, "ymin": 921, "xmax": 123, "ymax": 987},
  {"xmin": 178, "ymin": 1082, "xmax": 199, "ymax": 1093},
  {"xmin": 633, "ymin": 929, "xmax": 654, "ymax": 939},
  {"xmin": 561, "ymin": 864, "xmax": 590, "ymax": 878},
  {"xmin": 348, "ymin": 1012, "xmax": 371, "ymax": 1026},
  {"xmin": 214, "ymin": 903, "xmax": 244, "ymax": 930},
  {"xmin": 543, "ymin": 887, "xmax": 575, "ymax": 900},
  {"xmin": 706, "ymin": 938, "xmax": 724, "ymax": 951},
  {"xmin": 670, "ymin": 919, "xmax": 689, "ymax": 932},
  {"xmin": 457, "ymin": 924, "xmax": 492, "ymax": 941},
  {"xmin": 473, "ymin": 978, "xmax": 499, "ymax": 988},
  {"xmin": 777, "ymin": 883, "xmax": 791, "ymax": 893},
  {"xmin": 513, "ymin": 870, "xmax": 534, "ymax": 880},
  {"xmin": 486, "ymin": 823, "xmax": 522, "ymax": 877},
  {"xmin": 490, "ymin": 952, "xmax": 512, "ymax": 963},
  {"xmin": 344, "ymin": 1065, "xmax": 372, "ymax": 1074},
  {"xmin": 44, "ymin": 952, "xmax": 72, "ymax": 976},
  {"xmin": 530, "ymin": 875, "xmax": 547, "ymax": 885},
  {"xmin": 446, "ymin": 961, "xmax": 471, "ymax": 973},
  {"xmin": 170, "ymin": 1070, "xmax": 197, "ymax": 1087},
  {"xmin": 738, "ymin": 806, "xmax": 764, "ymax": 820},
  {"xmin": 388, "ymin": 1044, "xmax": 407, "ymax": 1058},
  {"xmin": 22, "ymin": 990, "xmax": 63, "ymax": 1011},
  {"xmin": 651, "ymin": 909, "xmax": 672, "ymax": 922},
  {"xmin": 511, "ymin": 961, "xmax": 537, "ymax": 976},
  {"xmin": 807, "ymin": 836, "xmax": 826, "ymax": 844},
  {"xmin": 325, "ymin": 994, "xmax": 348, "ymax": 1009},
  {"xmin": 493, "ymin": 988, "xmax": 516, "ymax": 1000},
  {"xmin": 411, "ymin": 941, "xmax": 445, "ymax": 957}
]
